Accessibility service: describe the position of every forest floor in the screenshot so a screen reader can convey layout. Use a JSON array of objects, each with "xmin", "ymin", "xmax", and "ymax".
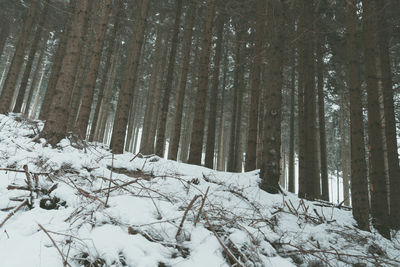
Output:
[{"xmin": 0, "ymin": 114, "xmax": 399, "ymax": 267}]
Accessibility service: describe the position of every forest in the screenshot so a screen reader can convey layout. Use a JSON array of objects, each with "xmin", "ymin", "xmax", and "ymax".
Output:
[{"xmin": 0, "ymin": 0, "xmax": 399, "ymax": 266}]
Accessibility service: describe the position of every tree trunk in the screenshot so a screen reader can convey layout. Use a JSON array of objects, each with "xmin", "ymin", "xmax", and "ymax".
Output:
[
  {"xmin": 361, "ymin": 0, "xmax": 390, "ymax": 239},
  {"xmin": 110, "ymin": 0, "xmax": 150, "ymax": 154},
  {"xmin": 89, "ymin": 1, "xmax": 122, "ymax": 142},
  {"xmin": 140, "ymin": 20, "xmax": 166, "ymax": 154},
  {"xmin": 260, "ymin": 0, "xmax": 285, "ymax": 194},
  {"xmin": 74, "ymin": 0, "xmax": 113, "ymax": 139},
  {"xmin": 40, "ymin": 0, "xmax": 91, "ymax": 146},
  {"xmin": 0, "ymin": 0, "xmax": 40, "ymax": 114},
  {"xmin": 339, "ymin": 83, "xmax": 350, "ymax": 206},
  {"xmin": 317, "ymin": 33, "xmax": 329, "ymax": 201},
  {"xmin": 24, "ymin": 35, "xmax": 47, "ymax": 117},
  {"xmin": 288, "ymin": 52, "xmax": 296, "ymax": 194},
  {"xmin": 187, "ymin": 0, "xmax": 216, "ymax": 165},
  {"xmin": 39, "ymin": 0, "xmax": 77, "ymax": 120},
  {"xmin": 204, "ymin": 10, "xmax": 225, "ymax": 169},
  {"xmin": 13, "ymin": 0, "xmax": 49, "ymax": 113},
  {"xmin": 155, "ymin": 0, "xmax": 183, "ymax": 157},
  {"xmin": 245, "ymin": 0, "xmax": 265, "ymax": 172},
  {"xmin": 374, "ymin": 0, "xmax": 400, "ymax": 230},
  {"xmin": 168, "ymin": 0, "xmax": 196, "ymax": 160},
  {"xmin": 217, "ymin": 53, "xmax": 228, "ymax": 171}
]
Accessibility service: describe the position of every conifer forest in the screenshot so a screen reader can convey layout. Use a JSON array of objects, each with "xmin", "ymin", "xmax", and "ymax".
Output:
[{"xmin": 0, "ymin": 0, "xmax": 400, "ymax": 266}]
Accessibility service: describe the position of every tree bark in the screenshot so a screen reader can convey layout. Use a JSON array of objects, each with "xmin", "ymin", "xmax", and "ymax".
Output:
[
  {"xmin": 187, "ymin": 0, "xmax": 216, "ymax": 165},
  {"xmin": 155, "ymin": 0, "xmax": 184, "ymax": 157},
  {"xmin": 260, "ymin": 0, "xmax": 285, "ymax": 194},
  {"xmin": 361, "ymin": 0, "xmax": 390, "ymax": 239},
  {"xmin": 204, "ymin": 10, "xmax": 225, "ymax": 169},
  {"xmin": 168, "ymin": 0, "xmax": 196, "ymax": 160},
  {"xmin": 374, "ymin": 0, "xmax": 400, "ymax": 230},
  {"xmin": 74, "ymin": 0, "xmax": 113, "ymax": 139},
  {"xmin": 0, "ymin": 0, "xmax": 40, "ymax": 114},
  {"xmin": 110, "ymin": 0, "xmax": 150, "ymax": 154},
  {"xmin": 13, "ymin": 1, "xmax": 50, "ymax": 113},
  {"xmin": 245, "ymin": 0, "xmax": 265, "ymax": 171},
  {"xmin": 39, "ymin": 0, "xmax": 77, "ymax": 120},
  {"xmin": 40, "ymin": 0, "xmax": 91, "ymax": 146}
]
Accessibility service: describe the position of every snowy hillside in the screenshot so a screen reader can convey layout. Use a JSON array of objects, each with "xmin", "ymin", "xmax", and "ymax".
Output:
[{"xmin": 0, "ymin": 114, "xmax": 399, "ymax": 267}]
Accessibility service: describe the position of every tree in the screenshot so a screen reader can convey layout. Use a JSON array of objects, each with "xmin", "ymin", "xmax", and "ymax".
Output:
[
  {"xmin": 74, "ymin": 0, "xmax": 113, "ymax": 138},
  {"xmin": 41, "ymin": 0, "xmax": 92, "ymax": 146},
  {"xmin": 187, "ymin": 0, "xmax": 216, "ymax": 165},
  {"xmin": 155, "ymin": 0, "xmax": 183, "ymax": 157},
  {"xmin": 0, "ymin": 0, "xmax": 40, "ymax": 114},
  {"xmin": 110, "ymin": 0, "xmax": 150, "ymax": 154},
  {"xmin": 260, "ymin": 0, "xmax": 285, "ymax": 194},
  {"xmin": 345, "ymin": 0, "xmax": 370, "ymax": 231},
  {"xmin": 361, "ymin": 0, "xmax": 390, "ymax": 239},
  {"xmin": 168, "ymin": 0, "xmax": 197, "ymax": 160},
  {"xmin": 204, "ymin": 7, "xmax": 225, "ymax": 169}
]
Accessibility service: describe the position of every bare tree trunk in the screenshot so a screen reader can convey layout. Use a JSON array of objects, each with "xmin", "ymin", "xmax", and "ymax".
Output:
[
  {"xmin": 74, "ymin": 0, "xmax": 113, "ymax": 139},
  {"xmin": 361, "ymin": 0, "xmax": 390, "ymax": 239},
  {"xmin": 41, "ymin": 0, "xmax": 91, "ymax": 146},
  {"xmin": 204, "ymin": 10, "xmax": 225, "ymax": 168},
  {"xmin": 13, "ymin": 0, "xmax": 49, "ymax": 113},
  {"xmin": 374, "ymin": 0, "xmax": 400, "ymax": 230},
  {"xmin": 288, "ymin": 53, "xmax": 296, "ymax": 193},
  {"xmin": 155, "ymin": 0, "xmax": 184, "ymax": 157},
  {"xmin": 217, "ymin": 54, "xmax": 228, "ymax": 171},
  {"xmin": 24, "ymin": 36, "xmax": 47, "ymax": 116},
  {"xmin": 0, "ymin": 0, "xmax": 40, "ymax": 114},
  {"xmin": 89, "ymin": 1, "xmax": 122, "ymax": 142},
  {"xmin": 110, "ymin": 0, "xmax": 150, "ymax": 154},
  {"xmin": 339, "ymin": 84, "xmax": 350, "ymax": 206},
  {"xmin": 187, "ymin": 0, "xmax": 216, "ymax": 165},
  {"xmin": 245, "ymin": 0, "xmax": 265, "ymax": 171},
  {"xmin": 260, "ymin": 0, "xmax": 284, "ymax": 194},
  {"xmin": 168, "ymin": 0, "xmax": 196, "ymax": 160},
  {"xmin": 39, "ymin": 0, "xmax": 77, "ymax": 120}
]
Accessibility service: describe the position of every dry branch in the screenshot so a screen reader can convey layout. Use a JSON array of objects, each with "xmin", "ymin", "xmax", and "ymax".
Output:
[
  {"xmin": 176, "ymin": 194, "xmax": 201, "ymax": 240},
  {"xmin": 0, "ymin": 200, "xmax": 28, "ymax": 228},
  {"xmin": 38, "ymin": 224, "xmax": 71, "ymax": 267}
]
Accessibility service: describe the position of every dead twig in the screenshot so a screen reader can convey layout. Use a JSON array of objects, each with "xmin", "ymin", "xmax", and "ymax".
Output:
[
  {"xmin": 0, "ymin": 200, "xmax": 28, "ymax": 228},
  {"xmin": 105, "ymin": 153, "xmax": 114, "ymax": 207},
  {"xmin": 176, "ymin": 195, "xmax": 201, "ymax": 240},
  {"xmin": 38, "ymin": 224, "xmax": 71, "ymax": 267},
  {"xmin": 194, "ymin": 186, "xmax": 209, "ymax": 226},
  {"xmin": 204, "ymin": 212, "xmax": 243, "ymax": 267}
]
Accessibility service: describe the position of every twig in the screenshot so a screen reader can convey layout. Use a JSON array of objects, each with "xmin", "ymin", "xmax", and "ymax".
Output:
[
  {"xmin": 0, "ymin": 168, "xmax": 49, "ymax": 175},
  {"xmin": 105, "ymin": 153, "xmax": 114, "ymax": 207},
  {"xmin": 38, "ymin": 224, "xmax": 71, "ymax": 267},
  {"xmin": 194, "ymin": 186, "xmax": 209, "ymax": 226},
  {"xmin": 204, "ymin": 212, "xmax": 243, "ymax": 267},
  {"xmin": 175, "ymin": 195, "xmax": 201, "ymax": 240},
  {"xmin": 0, "ymin": 200, "xmax": 28, "ymax": 228}
]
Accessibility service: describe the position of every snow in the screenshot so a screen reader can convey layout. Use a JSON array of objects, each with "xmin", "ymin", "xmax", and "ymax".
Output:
[{"xmin": 0, "ymin": 114, "xmax": 399, "ymax": 267}]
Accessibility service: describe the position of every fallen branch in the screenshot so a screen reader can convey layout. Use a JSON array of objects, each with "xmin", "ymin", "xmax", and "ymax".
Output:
[
  {"xmin": 194, "ymin": 186, "xmax": 209, "ymax": 226},
  {"xmin": 0, "ymin": 199, "xmax": 28, "ymax": 228},
  {"xmin": 176, "ymin": 194, "xmax": 201, "ymax": 240},
  {"xmin": 38, "ymin": 224, "xmax": 71, "ymax": 267},
  {"xmin": 204, "ymin": 212, "xmax": 243, "ymax": 267}
]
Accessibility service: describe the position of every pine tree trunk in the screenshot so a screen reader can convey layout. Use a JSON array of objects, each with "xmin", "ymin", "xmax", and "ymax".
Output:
[
  {"xmin": 140, "ymin": 21, "xmax": 166, "ymax": 154},
  {"xmin": 89, "ymin": 1, "xmax": 122, "ymax": 142},
  {"xmin": 288, "ymin": 53, "xmax": 296, "ymax": 194},
  {"xmin": 260, "ymin": 0, "xmax": 284, "ymax": 194},
  {"xmin": 24, "ymin": 36, "xmax": 47, "ymax": 117},
  {"xmin": 217, "ymin": 54, "xmax": 228, "ymax": 171},
  {"xmin": 245, "ymin": 0, "xmax": 265, "ymax": 171},
  {"xmin": 0, "ymin": 18, "xmax": 10, "ymax": 58},
  {"xmin": 317, "ymin": 34, "xmax": 329, "ymax": 201},
  {"xmin": 13, "ymin": 0, "xmax": 49, "ymax": 113},
  {"xmin": 187, "ymin": 0, "xmax": 216, "ymax": 165},
  {"xmin": 74, "ymin": 0, "xmax": 113, "ymax": 139},
  {"xmin": 110, "ymin": 0, "xmax": 150, "ymax": 154},
  {"xmin": 361, "ymin": 0, "xmax": 390, "ymax": 239},
  {"xmin": 339, "ymin": 83, "xmax": 350, "ymax": 206},
  {"xmin": 40, "ymin": 0, "xmax": 91, "ymax": 146},
  {"xmin": 168, "ymin": 0, "xmax": 196, "ymax": 160},
  {"xmin": 204, "ymin": 10, "xmax": 225, "ymax": 168},
  {"xmin": 374, "ymin": 0, "xmax": 400, "ymax": 230},
  {"xmin": 0, "ymin": 0, "xmax": 40, "ymax": 114},
  {"xmin": 146, "ymin": 31, "xmax": 169, "ymax": 155},
  {"xmin": 155, "ymin": 0, "xmax": 183, "ymax": 157},
  {"xmin": 39, "ymin": 0, "xmax": 77, "ymax": 120}
]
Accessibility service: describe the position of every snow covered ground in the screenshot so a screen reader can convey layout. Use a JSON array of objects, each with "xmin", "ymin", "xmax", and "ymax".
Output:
[{"xmin": 0, "ymin": 114, "xmax": 399, "ymax": 267}]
